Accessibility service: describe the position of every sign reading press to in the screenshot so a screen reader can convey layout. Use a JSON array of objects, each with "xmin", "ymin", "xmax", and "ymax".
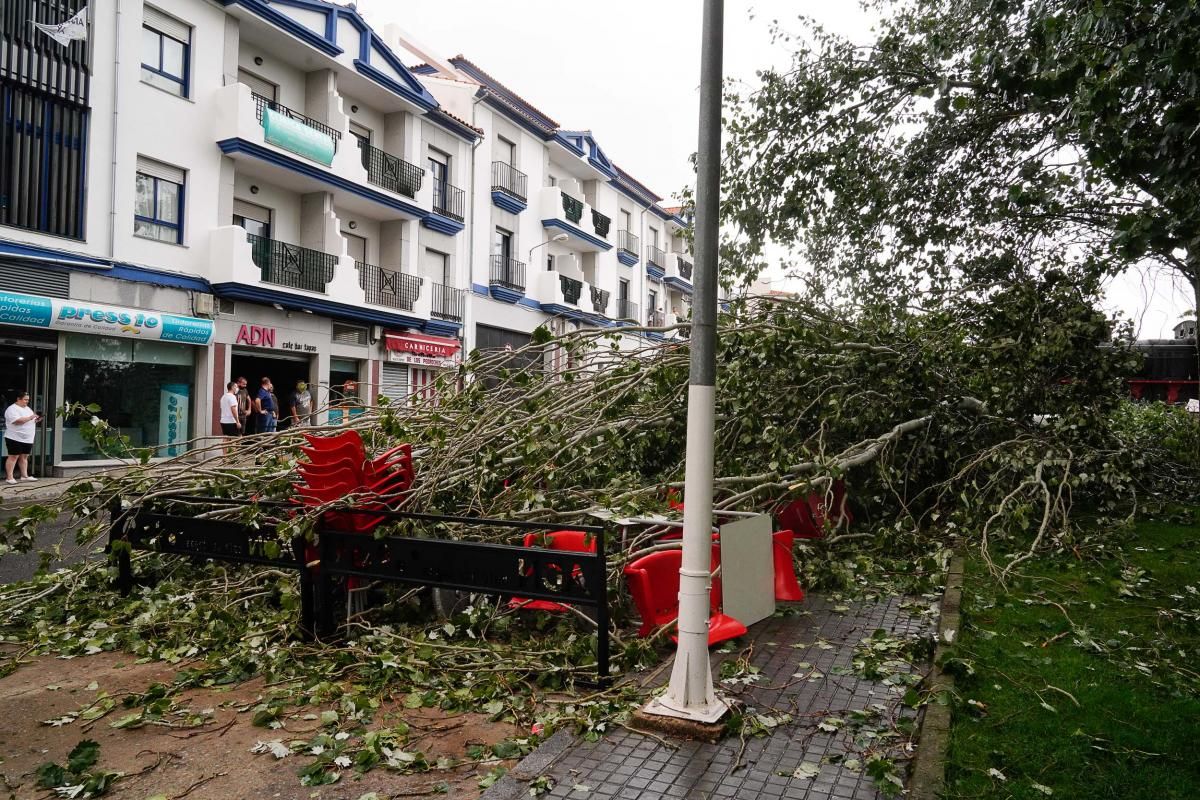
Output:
[{"xmin": 0, "ymin": 290, "xmax": 215, "ymax": 345}]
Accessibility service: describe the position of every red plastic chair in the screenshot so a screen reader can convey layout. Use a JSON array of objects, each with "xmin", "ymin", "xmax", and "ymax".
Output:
[
  {"xmin": 623, "ymin": 548, "xmax": 746, "ymax": 646},
  {"xmin": 777, "ymin": 480, "xmax": 853, "ymax": 540},
  {"xmin": 508, "ymin": 530, "xmax": 595, "ymax": 612},
  {"xmin": 772, "ymin": 530, "xmax": 804, "ymax": 601}
]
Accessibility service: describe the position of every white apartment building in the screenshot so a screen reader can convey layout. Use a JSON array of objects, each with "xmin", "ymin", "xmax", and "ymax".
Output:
[{"xmin": 0, "ymin": 0, "xmax": 690, "ymax": 475}]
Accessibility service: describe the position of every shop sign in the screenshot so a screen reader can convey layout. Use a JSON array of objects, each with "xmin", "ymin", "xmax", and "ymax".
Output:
[
  {"xmin": 0, "ymin": 290, "xmax": 214, "ymax": 345},
  {"xmin": 234, "ymin": 324, "xmax": 318, "ymax": 353},
  {"xmin": 384, "ymin": 332, "xmax": 461, "ymax": 369},
  {"xmin": 262, "ymin": 108, "xmax": 336, "ymax": 166}
]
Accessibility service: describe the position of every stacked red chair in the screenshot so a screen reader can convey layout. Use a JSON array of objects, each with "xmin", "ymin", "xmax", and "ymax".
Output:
[
  {"xmin": 508, "ymin": 530, "xmax": 595, "ymax": 613},
  {"xmin": 293, "ymin": 431, "xmax": 414, "ymax": 585}
]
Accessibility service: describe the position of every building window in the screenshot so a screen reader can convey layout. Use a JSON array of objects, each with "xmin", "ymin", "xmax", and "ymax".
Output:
[
  {"xmin": 618, "ymin": 278, "xmax": 630, "ymax": 301},
  {"xmin": 62, "ymin": 335, "xmax": 195, "ymax": 461},
  {"xmin": 237, "ymin": 68, "xmax": 277, "ymax": 101},
  {"xmin": 141, "ymin": 8, "xmax": 190, "ymax": 97},
  {"xmin": 134, "ymin": 157, "xmax": 185, "ymax": 244},
  {"xmin": 620, "ymin": 209, "xmax": 632, "ymax": 232},
  {"xmin": 649, "ymin": 227, "xmax": 660, "ymax": 248},
  {"xmin": 648, "ymin": 289, "xmax": 658, "ymax": 311},
  {"xmin": 423, "ymin": 248, "xmax": 450, "ymax": 285},
  {"xmin": 350, "ymin": 121, "xmax": 372, "ymax": 150},
  {"xmin": 498, "ymin": 136, "xmax": 516, "ymax": 166},
  {"xmin": 233, "ymin": 199, "xmax": 271, "ymax": 239},
  {"xmin": 343, "ymin": 231, "xmax": 368, "ymax": 263},
  {"xmin": 493, "ymin": 227, "xmax": 513, "ymax": 262}
]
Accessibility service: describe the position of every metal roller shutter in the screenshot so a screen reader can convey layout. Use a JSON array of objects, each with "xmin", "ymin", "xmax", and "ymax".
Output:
[
  {"xmin": 143, "ymin": 7, "xmax": 190, "ymax": 43},
  {"xmin": 380, "ymin": 362, "xmax": 409, "ymax": 405}
]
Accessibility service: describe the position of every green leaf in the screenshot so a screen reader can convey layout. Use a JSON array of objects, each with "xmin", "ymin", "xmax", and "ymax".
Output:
[{"xmin": 67, "ymin": 739, "xmax": 101, "ymax": 773}]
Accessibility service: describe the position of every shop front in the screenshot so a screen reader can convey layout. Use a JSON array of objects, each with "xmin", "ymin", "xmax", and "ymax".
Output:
[
  {"xmin": 0, "ymin": 289, "xmax": 214, "ymax": 471},
  {"xmin": 381, "ymin": 331, "xmax": 462, "ymax": 406}
]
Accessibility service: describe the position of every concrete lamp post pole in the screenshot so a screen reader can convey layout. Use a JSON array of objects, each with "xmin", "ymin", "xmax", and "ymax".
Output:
[{"xmin": 642, "ymin": 0, "xmax": 728, "ymax": 725}]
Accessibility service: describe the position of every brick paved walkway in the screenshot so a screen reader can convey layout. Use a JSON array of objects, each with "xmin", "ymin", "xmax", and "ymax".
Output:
[{"xmin": 485, "ymin": 594, "xmax": 936, "ymax": 800}]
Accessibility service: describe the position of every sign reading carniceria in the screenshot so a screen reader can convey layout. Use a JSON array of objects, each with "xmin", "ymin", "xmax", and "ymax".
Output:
[{"xmin": 0, "ymin": 290, "xmax": 214, "ymax": 345}]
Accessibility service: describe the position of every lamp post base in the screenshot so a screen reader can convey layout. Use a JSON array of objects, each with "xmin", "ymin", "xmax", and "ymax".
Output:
[{"xmin": 640, "ymin": 693, "xmax": 729, "ymax": 725}]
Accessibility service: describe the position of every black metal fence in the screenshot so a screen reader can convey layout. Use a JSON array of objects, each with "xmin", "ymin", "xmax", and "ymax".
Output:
[
  {"xmin": 108, "ymin": 498, "xmax": 611, "ymax": 682},
  {"xmin": 560, "ymin": 275, "xmax": 583, "ymax": 305},
  {"xmin": 617, "ymin": 230, "xmax": 639, "ymax": 255},
  {"xmin": 248, "ymin": 234, "xmax": 337, "ymax": 293},
  {"xmin": 432, "ymin": 283, "xmax": 465, "ymax": 321},
  {"xmin": 590, "ymin": 286, "xmax": 610, "ymax": 314},
  {"xmin": 591, "ymin": 209, "xmax": 611, "ymax": 238},
  {"xmin": 359, "ymin": 140, "xmax": 423, "ymax": 198},
  {"xmin": 432, "ymin": 178, "xmax": 465, "ymax": 221},
  {"xmin": 561, "ymin": 192, "xmax": 584, "ymax": 224},
  {"xmin": 252, "ymin": 93, "xmax": 342, "ymax": 150},
  {"xmin": 617, "ymin": 298, "xmax": 638, "ymax": 320},
  {"xmin": 357, "ymin": 261, "xmax": 421, "ymax": 310},
  {"xmin": 491, "ymin": 161, "xmax": 528, "ymax": 201},
  {"xmin": 490, "ymin": 255, "xmax": 526, "ymax": 292}
]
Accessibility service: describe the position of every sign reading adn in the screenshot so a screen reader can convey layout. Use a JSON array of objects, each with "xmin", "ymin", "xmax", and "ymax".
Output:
[
  {"xmin": 385, "ymin": 332, "xmax": 462, "ymax": 369},
  {"xmin": 0, "ymin": 290, "xmax": 214, "ymax": 345}
]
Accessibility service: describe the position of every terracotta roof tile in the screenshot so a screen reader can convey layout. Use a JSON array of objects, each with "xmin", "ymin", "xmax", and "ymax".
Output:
[{"xmin": 448, "ymin": 55, "xmax": 559, "ymax": 133}]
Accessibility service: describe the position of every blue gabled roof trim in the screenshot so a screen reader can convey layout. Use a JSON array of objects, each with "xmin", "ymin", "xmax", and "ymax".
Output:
[
  {"xmin": 478, "ymin": 91, "xmax": 556, "ymax": 141},
  {"xmin": 450, "ymin": 57, "xmax": 559, "ymax": 133},
  {"xmin": 423, "ymin": 109, "xmax": 481, "ymax": 143},
  {"xmin": 422, "ymin": 213, "xmax": 465, "ymax": 235},
  {"xmin": 491, "ymin": 190, "xmax": 527, "ymax": 215},
  {"xmin": 540, "ymin": 219, "xmax": 613, "ymax": 252},
  {"xmin": 217, "ymin": 0, "xmax": 342, "ymax": 57},
  {"xmin": 217, "ymin": 138, "xmax": 427, "ymax": 219},
  {"xmin": 558, "ymin": 130, "xmax": 617, "ymax": 180},
  {"xmin": 617, "ymin": 250, "xmax": 639, "ymax": 267},
  {"xmin": 219, "ymin": 0, "xmax": 438, "ymax": 110},
  {"xmin": 212, "ymin": 281, "xmax": 428, "ymax": 329},
  {"xmin": 411, "ymin": 64, "xmax": 437, "ymax": 75}
]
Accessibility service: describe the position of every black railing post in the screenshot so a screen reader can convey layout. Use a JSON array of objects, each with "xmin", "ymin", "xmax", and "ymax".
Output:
[
  {"xmin": 316, "ymin": 527, "xmax": 335, "ymax": 639},
  {"xmin": 595, "ymin": 527, "xmax": 610, "ymax": 685}
]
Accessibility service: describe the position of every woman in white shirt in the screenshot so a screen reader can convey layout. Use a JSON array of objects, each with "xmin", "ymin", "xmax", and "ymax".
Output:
[
  {"xmin": 219, "ymin": 381, "xmax": 242, "ymax": 454},
  {"xmin": 4, "ymin": 391, "xmax": 40, "ymax": 485}
]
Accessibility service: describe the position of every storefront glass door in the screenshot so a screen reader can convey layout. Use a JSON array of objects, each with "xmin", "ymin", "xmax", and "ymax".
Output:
[{"xmin": 0, "ymin": 344, "xmax": 55, "ymax": 476}]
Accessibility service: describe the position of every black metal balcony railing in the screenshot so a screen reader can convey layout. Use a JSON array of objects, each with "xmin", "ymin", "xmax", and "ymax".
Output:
[
  {"xmin": 357, "ymin": 261, "xmax": 421, "ymax": 311},
  {"xmin": 252, "ymin": 93, "xmax": 341, "ymax": 150},
  {"xmin": 560, "ymin": 275, "xmax": 583, "ymax": 305},
  {"xmin": 491, "ymin": 161, "xmax": 528, "ymax": 202},
  {"xmin": 646, "ymin": 245, "xmax": 666, "ymax": 267},
  {"xmin": 648, "ymin": 309, "xmax": 665, "ymax": 327},
  {"xmin": 617, "ymin": 298, "xmax": 638, "ymax": 320},
  {"xmin": 617, "ymin": 229, "xmax": 639, "ymax": 255},
  {"xmin": 678, "ymin": 257, "xmax": 694, "ymax": 280},
  {"xmin": 591, "ymin": 209, "xmax": 611, "ymax": 238},
  {"xmin": 248, "ymin": 234, "xmax": 336, "ymax": 293},
  {"xmin": 590, "ymin": 286, "xmax": 610, "ymax": 314},
  {"xmin": 490, "ymin": 254, "xmax": 526, "ymax": 292},
  {"xmin": 561, "ymin": 192, "xmax": 584, "ymax": 224},
  {"xmin": 432, "ymin": 283, "xmax": 465, "ymax": 321},
  {"xmin": 359, "ymin": 140, "xmax": 423, "ymax": 198},
  {"xmin": 432, "ymin": 177, "xmax": 466, "ymax": 221}
]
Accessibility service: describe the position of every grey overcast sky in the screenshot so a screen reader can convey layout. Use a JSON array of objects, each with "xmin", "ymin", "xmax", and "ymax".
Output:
[{"xmin": 356, "ymin": 0, "xmax": 1191, "ymax": 337}]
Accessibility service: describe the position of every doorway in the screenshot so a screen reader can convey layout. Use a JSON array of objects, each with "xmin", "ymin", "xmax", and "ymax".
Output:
[
  {"xmin": 229, "ymin": 349, "xmax": 313, "ymax": 430},
  {"xmin": 0, "ymin": 338, "xmax": 57, "ymax": 476}
]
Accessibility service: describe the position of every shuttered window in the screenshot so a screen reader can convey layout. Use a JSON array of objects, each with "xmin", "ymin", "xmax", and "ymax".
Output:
[
  {"xmin": 331, "ymin": 323, "xmax": 368, "ymax": 346},
  {"xmin": 141, "ymin": 8, "xmax": 190, "ymax": 97},
  {"xmin": 380, "ymin": 363, "xmax": 409, "ymax": 406},
  {"xmin": 134, "ymin": 156, "xmax": 185, "ymax": 244},
  {"xmin": 237, "ymin": 69, "xmax": 277, "ymax": 102}
]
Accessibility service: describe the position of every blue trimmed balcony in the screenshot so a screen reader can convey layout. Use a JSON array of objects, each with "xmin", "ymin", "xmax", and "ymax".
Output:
[{"xmin": 538, "ymin": 187, "xmax": 613, "ymax": 252}]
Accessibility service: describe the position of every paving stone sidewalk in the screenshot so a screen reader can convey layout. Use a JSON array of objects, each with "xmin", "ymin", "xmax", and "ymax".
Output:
[{"xmin": 485, "ymin": 594, "xmax": 937, "ymax": 800}]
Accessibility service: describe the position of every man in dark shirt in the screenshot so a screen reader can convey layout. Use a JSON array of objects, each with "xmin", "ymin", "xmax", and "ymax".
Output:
[
  {"xmin": 236, "ymin": 377, "xmax": 253, "ymax": 435},
  {"xmin": 254, "ymin": 377, "xmax": 277, "ymax": 434}
]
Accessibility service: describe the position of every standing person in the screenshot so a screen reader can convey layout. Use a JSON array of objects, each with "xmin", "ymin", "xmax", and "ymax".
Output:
[
  {"xmin": 254, "ymin": 377, "xmax": 277, "ymax": 434},
  {"xmin": 4, "ymin": 391, "xmax": 40, "ymax": 485},
  {"xmin": 218, "ymin": 381, "xmax": 241, "ymax": 453},
  {"xmin": 236, "ymin": 376, "xmax": 253, "ymax": 436},
  {"xmin": 270, "ymin": 383, "xmax": 285, "ymax": 431},
  {"xmin": 288, "ymin": 380, "xmax": 313, "ymax": 428}
]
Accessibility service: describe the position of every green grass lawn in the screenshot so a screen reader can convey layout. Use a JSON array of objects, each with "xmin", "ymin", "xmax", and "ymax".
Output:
[{"xmin": 943, "ymin": 509, "xmax": 1200, "ymax": 799}]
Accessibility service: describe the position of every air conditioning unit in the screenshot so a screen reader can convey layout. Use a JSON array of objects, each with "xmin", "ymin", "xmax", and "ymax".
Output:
[{"xmin": 192, "ymin": 293, "xmax": 215, "ymax": 316}]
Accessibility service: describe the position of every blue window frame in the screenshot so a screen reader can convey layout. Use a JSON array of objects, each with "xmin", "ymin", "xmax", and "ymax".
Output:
[
  {"xmin": 134, "ymin": 171, "xmax": 184, "ymax": 244},
  {"xmin": 141, "ymin": 24, "xmax": 189, "ymax": 97}
]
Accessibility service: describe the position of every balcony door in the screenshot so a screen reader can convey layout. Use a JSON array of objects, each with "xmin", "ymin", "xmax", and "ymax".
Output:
[
  {"xmin": 237, "ymin": 68, "xmax": 277, "ymax": 102},
  {"xmin": 233, "ymin": 199, "xmax": 272, "ymax": 239},
  {"xmin": 428, "ymin": 149, "xmax": 449, "ymax": 208},
  {"xmin": 343, "ymin": 232, "xmax": 367, "ymax": 263},
  {"xmin": 493, "ymin": 227, "xmax": 513, "ymax": 263}
]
